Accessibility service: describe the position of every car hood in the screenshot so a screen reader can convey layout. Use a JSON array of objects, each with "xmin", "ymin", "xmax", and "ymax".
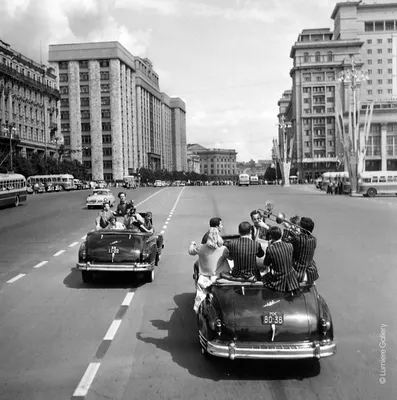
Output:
[
  {"xmin": 213, "ymin": 285, "xmax": 319, "ymax": 342},
  {"xmin": 86, "ymin": 232, "xmax": 145, "ymax": 263},
  {"xmin": 87, "ymin": 195, "xmax": 110, "ymax": 200}
]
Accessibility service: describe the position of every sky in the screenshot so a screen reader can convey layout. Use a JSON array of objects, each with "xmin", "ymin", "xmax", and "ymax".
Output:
[{"xmin": 0, "ymin": 0, "xmax": 373, "ymax": 161}]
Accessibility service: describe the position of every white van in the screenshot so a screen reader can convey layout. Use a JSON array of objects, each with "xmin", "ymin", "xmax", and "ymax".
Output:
[
  {"xmin": 250, "ymin": 175, "xmax": 259, "ymax": 185},
  {"xmin": 238, "ymin": 174, "xmax": 250, "ymax": 187}
]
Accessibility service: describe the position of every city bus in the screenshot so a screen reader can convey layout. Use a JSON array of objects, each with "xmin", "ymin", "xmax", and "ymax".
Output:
[
  {"xmin": 238, "ymin": 173, "xmax": 250, "ymax": 187},
  {"xmin": 250, "ymin": 175, "xmax": 259, "ymax": 185},
  {"xmin": 27, "ymin": 174, "xmax": 75, "ymax": 190},
  {"xmin": 357, "ymin": 171, "xmax": 397, "ymax": 197},
  {"xmin": 0, "ymin": 173, "xmax": 28, "ymax": 207}
]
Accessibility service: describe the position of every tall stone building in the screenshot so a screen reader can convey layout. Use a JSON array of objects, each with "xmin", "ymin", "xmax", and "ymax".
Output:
[
  {"xmin": 285, "ymin": 1, "xmax": 397, "ymax": 181},
  {"xmin": 0, "ymin": 39, "xmax": 60, "ymax": 164},
  {"xmin": 171, "ymin": 98, "xmax": 187, "ymax": 171},
  {"xmin": 48, "ymin": 41, "xmax": 187, "ymax": 181}
]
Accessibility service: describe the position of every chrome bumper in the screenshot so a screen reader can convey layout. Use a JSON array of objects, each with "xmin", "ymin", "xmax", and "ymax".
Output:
[
  {"xmin": 76, "ymin": 262, "xmax": 153, "ymax": 272},
  {"xmin": 203, "ymin": 337, "xmax": 336, "ymax": 360}
]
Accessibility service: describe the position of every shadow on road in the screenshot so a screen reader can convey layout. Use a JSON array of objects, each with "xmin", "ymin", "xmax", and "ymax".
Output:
[
  {"xmin": 136, "ymin": 292, "xmax": 321, "ymax": 381},
  {"xmin": 63, "ymin": 268, "xmax": 145, "ymax": 290}
]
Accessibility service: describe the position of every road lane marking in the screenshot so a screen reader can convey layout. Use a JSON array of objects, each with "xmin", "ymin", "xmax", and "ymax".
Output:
[
  {"xmin": 122, "ymin": 291, "xmax": 135, "ymax": 306},
  {"xmin": 165, "ymin": 221, "xmax": 169, "ymax": 224},
  {"xmin": 53, "ymin": 250, "xmax": 65, "ymax": 257},
  {"xmin": 69, "ymin": 242, "xmax": 79, "ymax": 247},
  {"xmin": 160, "ymin": 230, "xmax": 165, "ymax": 234},
  {"xmin": 81, "ymin": 235, "xmax": 86, "ymax": 240},
  {"xmin": 103, "ymin": 320, "xmax": 122, "ymax": 341},
  {"xmin": 33, "ymin": 261, "xmax": 48, "ymax": 269},
  {"xmin": 72, "ymin": 362, "xmax": 101, "ymax": 397},
  {"xmin": 162, "ymin": 225, "xmax": 167, "ymax": 230},
  {"xmin": 166, "ymin": 217, "xmax": 171, "ymax": 221},
  {"xmin": 7, "ymin": 274, "xmax": 26, "ymax": 283},
  {"xmin": 135, "ymin": 188, "xmax": 166, "ymax": 207}
]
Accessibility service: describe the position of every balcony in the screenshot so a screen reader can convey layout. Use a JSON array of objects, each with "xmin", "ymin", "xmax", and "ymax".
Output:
[{"xmin": 0, "ymin": 63, "xmax": 60, "ymax": 99}]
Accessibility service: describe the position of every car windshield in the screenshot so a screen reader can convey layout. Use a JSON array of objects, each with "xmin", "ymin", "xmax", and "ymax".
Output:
[{"xmin": 93, "ymin": 190, "xmax": 109, "ymax": 196}]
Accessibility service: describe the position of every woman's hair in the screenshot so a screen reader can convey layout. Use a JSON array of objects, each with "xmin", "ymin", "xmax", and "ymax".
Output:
[{"xmin": 206, "ymin": 227, "xmax": 224, "ymax": 249}]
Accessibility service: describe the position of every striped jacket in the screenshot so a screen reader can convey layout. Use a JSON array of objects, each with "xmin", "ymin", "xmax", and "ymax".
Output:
[
  {"xmin": 262, "ymin": 241, "xmax": 300, "ymax": 292},
  {"xmin": 283, "ymin": 229, "xmax": 319, "ymax": 283},
  {"xmin": 226, "ymin": 237, "xmax": 264, "ymax": 279}
]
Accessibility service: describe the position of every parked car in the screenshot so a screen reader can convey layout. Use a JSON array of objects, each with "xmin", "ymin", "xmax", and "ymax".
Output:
[
  {"xmin": 86, "ymin": 189, "xmax": 116, "ymax": 209},
  {"xmin": 76, "ymin": 213, "xmax": 164, "ymax": 283}
]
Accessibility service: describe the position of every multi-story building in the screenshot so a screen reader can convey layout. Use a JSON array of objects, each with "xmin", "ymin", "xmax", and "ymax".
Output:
[
  {"xmin": 48, "ymin": 41, "xmax": 187, "ymax": 181},
  {"xmin": 171, "ymin": 98, "xmax": 187, "ymax": 171},
  {"xmin": 187, "ymin": 143, "xmax": 237, "ymax": 180},
  {"xmin": 0, "ymin": 39, "xmax": 60, "ymax": 165},
  {"xmin": 187, "ymin": 150, "xmax": 201, "ymax": 173},
  {"xmin": 286, "ymin": 1, "xmax": 397, "ymax": 181}
]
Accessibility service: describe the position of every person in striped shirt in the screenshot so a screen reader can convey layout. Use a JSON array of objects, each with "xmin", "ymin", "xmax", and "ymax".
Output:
[
  {"xmin": 262, "ymin": 226, "xmax": 300, "ymax": 293},
  {"xmin": 283, "ymin": 217, "xmax": 319, "ymax": 284},
  {"xmin": 226, "ymin": 221, "xmax": 264, "ymax": 280}
]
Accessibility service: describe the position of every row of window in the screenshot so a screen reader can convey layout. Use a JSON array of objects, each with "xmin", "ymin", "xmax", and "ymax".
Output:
[
  {"xmin": 303, "ymin": 118, "xmax": 335, "ymax": 125},
  {"xmin": 367, "ymin": 89, "xmax": 394, "ymax": 95},
  {"xmin": 61, "ymin": 122, "xmax": 112, "ymax": 132},
  {"xmin": 364, "ymin": 21, "xmax": 397, "ymax": 32},
  {"xmin": 304, "ymin": 129, "xmax": 335, "ymax": 136},
  {"xmin": 367, "ymin": 79, "xmax": 393, "ymax": 85},
  {"xmin": 367, "ymin": 48, "xmax": 393, "ymax": 54},
  {"xmin": 59, "ymin": 72, "xmax": 110, "ymax": 81},
  {"xmin": 303, "ymin": 87, "xmax": 334, "ymax": 93},
  {"xmin": 302, "ymin": 51, "xmax": 334, "ymax": 63},
  {"xmin": 0, "ymin": 180, "xmax": 25, "ymax": 190},
  {"xmin": 59, "ymin": 60, "xmax": 111, "ymax": 69},
  {"xmin": 303, "ymin": 107, "xmax": 335, "ymax": 114},
  {"xmin": 364, "ymin": 176, "xmax": 397, "ymax": 183},
  {"xmin": 80, "ymin": 135, "xmax": 112, "ymax": 144},
  {"xmin": 82, "ymin": 148, "xmax": 113, "ymax": 157},
  {"xmin": 368, "ymin": 69, "xmax": 393, "ymax": 75},
  {"xmin": 303, "ymin": 97, "xmax": 334, "ymax": 103},
  {"xmin": 60, "ymin": 97, "xmax": 111, "ymax": 107},
  {"xmin": 304, "ymin": 140, "xmax": 335, "ymax": 147},
  {"xmin": 60, "ymin": 84, "xmax": 111, "ymax": 95},
  {"xmin": 367, "ymin": 59, "xmax": 393, "ymax": 65},
  {"xmin": 303, "ymin": 152, "xmax": 335, "ymax": 158}
]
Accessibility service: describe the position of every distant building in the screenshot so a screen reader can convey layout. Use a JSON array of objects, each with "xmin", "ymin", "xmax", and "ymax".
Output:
[
  {"xmin": 187, "ymin": 150, "xmax": 200, "ymax": 173},
  {"xmin": 0, "ymin": 39, "xmax": 60, "ymax": 163},
  {"xmin": 187, "ymin": 143, "xmax": 237, "ymax": 180},
  {"xmin": 284, "ymin": 1, "xmax": 397, "ymax": 181},
  {"xmin": 48, "ymin": 41, "xmax": 187, "ymax": 181}
]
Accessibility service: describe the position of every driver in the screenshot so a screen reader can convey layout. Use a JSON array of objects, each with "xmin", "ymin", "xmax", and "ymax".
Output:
[{"xmin": 95, "ymin": 200, "xmax": 113, "ymax": 230}]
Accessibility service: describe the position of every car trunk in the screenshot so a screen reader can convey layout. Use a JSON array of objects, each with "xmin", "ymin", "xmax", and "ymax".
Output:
[
  {"xmin": 87, "ymin": 232, "xmax": 144, "ymax": 263},
  {"xmin": 214, "ymin": 285, "xmax": 318, "ymax": 343}
]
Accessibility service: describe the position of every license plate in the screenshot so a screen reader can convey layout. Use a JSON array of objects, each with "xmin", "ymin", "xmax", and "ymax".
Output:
[
  {"xmin": 262, "ymin": 311, "xmax": 284, "ymax": 325},
  {"xmin": 108, "ymin": 246, "xmax": 120, "ymax": 254}
]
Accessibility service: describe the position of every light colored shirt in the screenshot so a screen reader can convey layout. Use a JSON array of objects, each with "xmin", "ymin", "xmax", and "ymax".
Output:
[{"xmin": 189, "ymin": 243, "xmax": 230, "ymax": 278}]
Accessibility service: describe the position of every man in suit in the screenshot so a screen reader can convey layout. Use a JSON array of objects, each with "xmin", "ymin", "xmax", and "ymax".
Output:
[
  {"xmin": 262, "ymin": 226, "xmax": 300, "ymax": 292},
  {"xmin": 282, "ymin": 217, "xmax": 319, "ymax": 284},
  {"xmin": 226, "ymin": 221, "xmax": 264, "ymax": 279},
  {"xmin": 250, "ymin": 210, "xmax": 270, "ymax": 241}
]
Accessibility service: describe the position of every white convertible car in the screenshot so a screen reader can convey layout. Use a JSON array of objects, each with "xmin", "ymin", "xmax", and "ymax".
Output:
[{"xmin": 86, "ymin": 189, "xmax": 116, "ymax": 209}]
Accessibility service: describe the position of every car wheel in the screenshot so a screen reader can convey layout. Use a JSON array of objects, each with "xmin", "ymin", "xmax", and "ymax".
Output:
[
  {"xmin": 367, "ymin": 188, "xmax": 376, "ymax": 197},
  {"xmin": 14, "ymin": 195, "xmax": 20, "ymax": 207},
  {"xmin": 82, "ymin": 271, "xmax": 94, "ymax": 283}
]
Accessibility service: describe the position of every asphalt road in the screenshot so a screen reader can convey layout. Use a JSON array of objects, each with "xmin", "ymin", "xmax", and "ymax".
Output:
[{"xmin": 0, "ymin": 185, "xmax": 395, "ymax": 400}]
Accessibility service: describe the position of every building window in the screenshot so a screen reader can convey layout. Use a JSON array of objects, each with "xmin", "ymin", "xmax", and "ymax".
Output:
[
  {"xmin": 102, "ymin": 122, "xmax": 111, "ymax": 131},
  {"xmin": 388, "ymin": 68, "xmax": 392, "ymax": 74},
  {"xmin": 375, "ymin": 22, "xmax": 383, "ymax": 31},
  {"xmin": 79, "ymin": 60, "xmax": 88, "ymax": 68},
  {"xmin": 102, "ymin": 135, "xmax": 112, "ymax": 143},
  {"xmin": 388, "ymin": 59, "xmax": 392, "ymax": 64},
  {"xmin": 61, "ymin": 111, "xmax": 69, "ymax": 119},
  {"xmin": 388, "ymin": 48, "xmax": 392, "ymax": 53},
  {"xmin": 101, "ymin": 110, "xmax": 111, "ymax": 118},
  {"xmin": 104, "ymin": 173, "xmax": 113, "ymax": 181},
  {"xmin": 377, "ymin": 69, "xmax": 383, "ymax": 74},
  {"xmin": 386, "ymin": 135, "xmax": 397, "ymax": 156},
  {"xmin": 377, "ymin": 79, "xmax": 383, "ymax": 84},
  {"xmin": 367, "ymin": 80, "xmax": 372, "ymax": 85},
  {"xmin": 327, "ymin": 51, "xmax": 333, "ymax": 62},
  {"xmin": 377, "ymin": 59, "xmax": 382, "ymax": 64},
  {"xmin": 368, "ymin": 60, "xmax": 372, "ymax": 65},
  {"xmin": 103, "ymin": 148, "xmax": 112, "ymax": 156},
  {"xmin": 377, "ymin": 49, "xmax": 382, "ymax": 54},
  {"xmin": 59, "ymin": 61, "xmax": 68, "ymax": 69},
  {"xmin": 388, "ymin": 89, "xmax": 393, "ymax": 94},
  {"xmin": 101, "ymin": 97, "xmax": 110, "ymax": 105},
  {"xmin": 61, "ymin": 123, "xmax": 70, "ymax": 132},
  {"xmin": 303, "ymin": 52, "xmax": 309, "ymax": 62},
  {"xmin": 101, "ymin": 84, "xmax": 110, "ymax": 92},
  {"xmin": 60, "ymin": 86, "xmax": 69, "ymax": 94},
  {"xmin": 368, "ymin": 69, "xmax": 372, "ymax": 75},
  {"xmin": 84, "ymin": 161, "xmax": 92, "ymax": 169},
  {"xmin": 377, "ymin": 38, "xmax": 383, "ymax": 44},
  {"xmin": 315, "ymin": 52, "xmax": 321, "ymax": 62},
  {"xmin": 365, "ymin": 22, "xmax": 374, "ymax": 31},
  {"xmin": 83, "ymin": 148, "xmax": 91, "ymax": 157},
  {"xmin": 103, "ymin": 160, "xmax": 113, "ymax": 169},
  {"xmin": 81, "ymin": 98, "xmax": 90, "ymax": 106},
  {"xmin": 388, "ymin": 38, "xmax": 392, "ymax": 43},
  {"xmin": 81, "ymin": 110, "xmax": 90, "ymax": 119},
  {"xmin": 100, "ymin": 60, "xmax": 109, "ymax": 68},
  {"xmin": 368, "ymin": 90, "xmax": 372, "ymax": 95},
  {"xmin": 82, "ymin": 135, "xmax": 91, "ymax": 144},
  {"xmin": 100, "ymin": 71, "xmax": 109, "ymax": 80},
  {"xmin": 366, "ymin": 135, "xmax": 381, "ymax": 156},
  {"xmin": 81, "ymin": 123, "xmax": 91, "ymax": 131},
  {"xmin": 64, "ymin": 136, "xmax": 70, "ymax": 145},
  {"xmin": 59, "ymin": 74, "xmax": 68, "ymax": 82},
  {"xmin": 80, "ymin": 72, "xmax": 89, "ymax": 81},
  {"xmin": 80, "ymin": 85, "xmax": 89, "ymax": 94},
  {"xmin": 367, "ymin": 49, "xmax": 372, "ymax": 54},
  {"xmin": 367, "ymin": 39, "xmax": 372, "ymax": 44},
  {"xmin": 385, "ymin": 21, "xmax": 395, "ymax": 30}
]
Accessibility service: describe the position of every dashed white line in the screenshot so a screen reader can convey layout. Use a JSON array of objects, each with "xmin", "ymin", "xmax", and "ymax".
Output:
[
  {"xmin": 81, "ymin": 235, "xmax": 87, "ymax": 240},
  {"xmin": 121, "ymin": 292, "xmax": 135, "ymax": 306},
  {"xmin": 7, "ymin": 274, "xmax": 26, "ymax": 283},
  {"xmin": 160, "ymin": 230, "xmax": 165, "ymax": 234},
  {"xmin": 69, "ymin": 242, "xmax": 79, "ymax": 247},
  {"xmin": 33, "ymin": 260, "xmax": 48, "ymax": 269},
  {"xmin": 162, "ymin": 225, "xmax": 167, "ymax": 230},
  {"xmin": 53, "ymin": 250, "xmax": 65, "ymax": 257},
  {"xmin": 166, "ymin": 218, "xmax": 171, "ymax": 221},
  {"xmin": 73, "ymin": 362, "xmax": 101, "ymax": 397},
  {"xmin": 165, "ymin": 221, "xmax": 169, "ymax": 225},
  {"xmin": 103, "ymin": 320, "xmax": 122, "ymax": 341}
]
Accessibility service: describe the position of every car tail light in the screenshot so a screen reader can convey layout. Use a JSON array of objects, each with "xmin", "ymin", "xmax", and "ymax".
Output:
[
  {"xmin": 79, "ymin": 242, "xmax": 87, "ymax": 261},
  {"xmin": 141, "ymin": 246, "xmax": 150, "ymax": 261},
  {"xmin": 319, "ymin": 318, "xmax": 331, "ymax": 334}
]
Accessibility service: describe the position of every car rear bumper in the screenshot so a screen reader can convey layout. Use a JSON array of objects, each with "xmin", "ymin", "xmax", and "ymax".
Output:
[
  {"xmin": 203, "ymin": 336, "xmax": 336, "ymax": 360},
  {"xmin": 76, "ymin": 262, "xmax": 153, "ymax": 272}
]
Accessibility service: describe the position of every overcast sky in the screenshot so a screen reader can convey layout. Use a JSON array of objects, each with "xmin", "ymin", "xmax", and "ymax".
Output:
[{"xmin": 0, "ymin": 0, "xmax": 368, "ymax": 161}]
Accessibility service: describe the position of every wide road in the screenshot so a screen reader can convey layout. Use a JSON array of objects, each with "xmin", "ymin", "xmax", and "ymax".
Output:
[{"xmin": 0, "ymin": 185, "xmax": 395, "ymax": 400}]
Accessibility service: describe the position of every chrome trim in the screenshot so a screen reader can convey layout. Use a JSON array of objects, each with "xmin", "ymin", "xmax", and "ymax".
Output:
[
  {"xmin": 206, "ymin": 340, "xmax": 336, "ymax": 360},
  {"xmin": 76, "ymin": 262, "xmax": 154, "ymax": 272}
]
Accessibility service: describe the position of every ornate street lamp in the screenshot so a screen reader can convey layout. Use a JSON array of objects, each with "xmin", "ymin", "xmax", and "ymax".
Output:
[
  {"xmin": 276, "ymin": 115, "xmax": 293, "ymax": 186},
  {"xmin": 2, "ymin": 122, "xmax": 16, "ymax": 172},
  {"xmin": 338, "ymin": 56, "xmax": 373, "ymax": 195}
]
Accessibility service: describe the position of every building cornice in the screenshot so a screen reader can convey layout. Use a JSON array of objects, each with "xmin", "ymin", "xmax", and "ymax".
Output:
[{"xmin": 290, "ymin": 39, "xmax": 363, "ymax": 58}]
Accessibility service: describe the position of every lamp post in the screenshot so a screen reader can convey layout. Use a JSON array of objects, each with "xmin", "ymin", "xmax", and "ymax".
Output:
[
  {"xmin": 276, "ymin": 115, "xmax": 292, "ymax": 186},
  {"xmin": 2, "ymin": 122, "xmax": 16, "ymax": 171},
  {"xmin": 338, "ymin": 56, "xmax": 369, "ymax": 196}
]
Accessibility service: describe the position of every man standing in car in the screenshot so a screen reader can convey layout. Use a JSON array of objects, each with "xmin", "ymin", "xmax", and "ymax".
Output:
[
  {"xmin": 226, "ymin": 221, "xmax": 264, "ymax": 280},
  {"xmin": 95, "ymin": 200, "xmax": 113, "ymax": 230},
  {"xmin": 115, "ymin": 192, "xmax": 129, "ymax": 216},
  {"xmin": 201, "ymin": 217, "xmax": 223, "ymax": 244}
]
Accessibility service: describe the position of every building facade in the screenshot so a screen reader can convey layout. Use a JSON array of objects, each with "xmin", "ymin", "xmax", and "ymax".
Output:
[
  {"xmin": 187, "ymin": 150, "xmax": 201, "ymax": 173},
  {"xmin": 0, "ymin": 39, "xmax": 60, "ymax": 166},
  {"xmin": 48, "ymin": 41, "xmax": 187, "ymax": 181},
  {"xmin": 286, "ymin": 1, "xmax": 397, "ymax": 181},
  {"xmin": 171, "ymin": 98, "xmax": 187, "ymax": 172},
  {"xmin": 187, "ymin": 143, "xmax": 237, "ymax": 180}
]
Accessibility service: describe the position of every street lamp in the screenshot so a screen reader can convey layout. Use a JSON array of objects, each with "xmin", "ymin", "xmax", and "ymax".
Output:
[
  {"xmin": 276, "ymin": 115, "xmax": 292, "ymax": 186},
  {"xmin": 338, "ymin": 56, "xmax": 369, "ymax": 195},
  {"xmin": 2, "ymin": 122, "xmax": 16, "ymax": 172}
]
